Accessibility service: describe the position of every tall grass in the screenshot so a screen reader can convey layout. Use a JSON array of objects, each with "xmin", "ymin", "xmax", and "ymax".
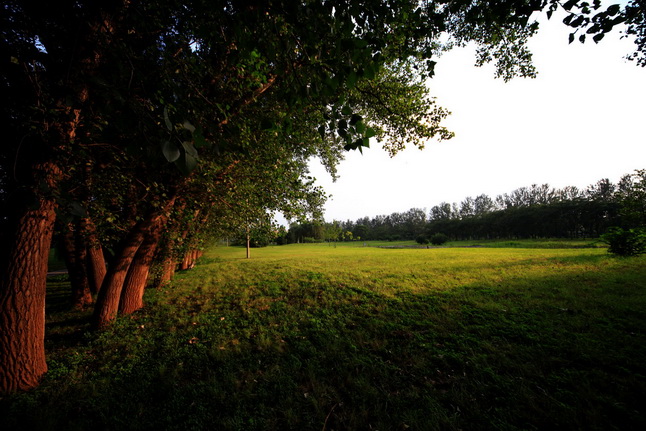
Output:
[{"xmin": 2, "ymin": 244, "xmax": 645, "ymax": 430}]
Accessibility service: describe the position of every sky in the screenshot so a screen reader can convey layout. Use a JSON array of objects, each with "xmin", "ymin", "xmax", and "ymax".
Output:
[{"xmin": 304, "ymin": 8, "xmax": 646, "ymax": 223}]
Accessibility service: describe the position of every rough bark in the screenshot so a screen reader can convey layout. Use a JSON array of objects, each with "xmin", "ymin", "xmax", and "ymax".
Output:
[
  {"xmin": 92, "ymin": 198, "xmax": 176, "ymax": 329},
  {"xmin": 180, "ymin": 250, "xmax": 195, "ymax": 271},
  {"xmin": 84, "ymin": 218, "xmax": 106, "ymax": 295},
  {"xmin": 180, "ymin": 249, "xmax": 201, "ymax": 270},
  {"xmin": 91, "ymin": 219, "xmax": 149, "ymax": 330},
  {"xmin": 0, "ymin": 166, "xmax": 59, "ymax": 394},
  {"xmin": 118, "ymin": 218, "xmax": 164, "ymax": 315},
  {"xmin": 159, "ymin": 256, "xmax": 176, "ymax": 286}
]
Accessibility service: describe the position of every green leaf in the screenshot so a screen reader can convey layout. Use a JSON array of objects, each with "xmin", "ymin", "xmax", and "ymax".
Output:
[
  {"xmin": 347, "ymin": 70, "xmax": 357, "ymax": 88},
  {"xmin": 184, "ymin": 153, "xmax": 198, "ymax": 172},
  {"xmin": 325, "ymin": 76, "xmax": 339, "ymax": 91},
  {"xmin": 182, "ymin": 120, "xmax": 195, "ymax": 133},
  {"xmin": 175, "ymin": 152, "xmax": 198, "ymax": 176},
  {"xmin": 363, "ymin": 64, "xmax": 377, "ymax": 80},
  {"xmin": 426, "ymin": 60, "xmax": 436, "ymax": 76},
  {"xmin": 341, "ymin": 105, "xmax": 352, "ymax": 116},
  {"xmin": 563, "ymin": 0, "xmax": 578, "ymax": 11},
  {"xmin": 318, "ymin": 125, "xmax": 326, "ymax": 139},
  {"xmin": 607, "ymin": 4, "xmax": 620, "ymax": 15},
  {"xmin": 352, "ymin": 38, "xmax": 368, "ymax": 49},
  {"xmin": 163, "ymin": 106, "xmax": 172, "ymax": 131},
  {"xmin": 593, "ymin": 33, "xmax": 604, "ymax": 43},
  {"xmin": 161, "ymin": 140, "xmax": 180, "ymax": 162},
  {"xmin": 568, "ymin": 33, "xmax": 575, "ymax": 44},
  {"xmin": 350, "ymin": 114, "xmax": 362, "ymax": 125},
  {"xmin": 364, "ymin": 127, "xmax": 377, "ymax": 138},
  {"xmin": 181, "ymin": 141, "xmax": 198, "ymax": 158}
]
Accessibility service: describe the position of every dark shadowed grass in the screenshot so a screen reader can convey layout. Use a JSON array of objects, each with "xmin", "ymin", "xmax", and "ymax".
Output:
[{"xmin": 1, "ymin": 244, "xmax": 645, "ymax": 430}]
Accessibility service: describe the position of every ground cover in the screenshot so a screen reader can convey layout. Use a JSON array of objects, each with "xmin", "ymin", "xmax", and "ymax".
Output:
[{"xmin": 2, "ymin": 243, "xmax": 645, "ymax": 430}]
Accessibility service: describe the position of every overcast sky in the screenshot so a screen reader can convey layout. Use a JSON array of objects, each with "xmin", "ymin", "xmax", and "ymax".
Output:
[{"xmin": 303, "ymin": 8, "xmax": 646, "ymax": 223}]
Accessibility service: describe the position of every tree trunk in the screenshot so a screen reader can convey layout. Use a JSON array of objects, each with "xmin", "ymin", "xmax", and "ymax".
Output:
[
  {"xmin": 91, "ymin": 219, "xmax": 149, "ymax": 330},
  {"xmin": 179, "ymin": 249, "xmax": 197, "ymax": 270},
  {"xmin": 179, "ymin": 253, "xmax": 190, "ymax": 271},
  {"xmin": 59, "ymin": 222, "xmax": 93, "ymax": 308},
  {"xmin": 118, "ymin": 218, "xmax": 164, "ymax": 315},
  {"xmin": 0, "ymin": 175, "xmax": 58, "ymax": 393},
  {"xmin": 83, "ymin": 218, "xmax": 106, "ymax": 295},
  {"xmin": 159, "ymin": 256, "xmax": 176, "ymax": 286},
  {"xmin": 92, "ymin": 198, "xmax": 175, "ymax": 329}
]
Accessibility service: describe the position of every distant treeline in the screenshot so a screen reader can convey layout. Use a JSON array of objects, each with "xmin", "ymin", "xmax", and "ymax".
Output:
[{"xmin": 282, "ymin": 171, "xmax": 645, "ymax": 243}]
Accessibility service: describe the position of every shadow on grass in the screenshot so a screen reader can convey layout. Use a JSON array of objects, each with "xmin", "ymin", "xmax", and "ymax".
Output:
[{"xmin": 2, "ymin": 254, "xmax": 645, "ymax": 431}]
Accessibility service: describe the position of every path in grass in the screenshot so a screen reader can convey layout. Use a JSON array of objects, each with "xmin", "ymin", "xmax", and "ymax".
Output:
[{"xmin": 3, "ymin": 244, "xmax": 645, "ymax": 431}]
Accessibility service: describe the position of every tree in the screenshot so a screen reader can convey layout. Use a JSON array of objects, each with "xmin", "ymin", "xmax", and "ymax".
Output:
[
  {"xmin": 616, "ymin": 170, "xmax": 646, "ymax": 227},
  {"xmin": 430, "ymin": 233, "xmax": 449, "ymax": 246},
  {"xmin": 324, "ymin": 222, "xmax": 343, "ymax": 243},
  {"xmin": 2, "ymin": 0, "xmax": 643, "ymax": 394},
  {"xmin": 604, "ymin": 170, "xmax": 646, "ymax": 256}
]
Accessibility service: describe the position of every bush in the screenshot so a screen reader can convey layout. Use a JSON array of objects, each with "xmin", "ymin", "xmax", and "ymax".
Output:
[
  {"xmin": 416, "ymin": 234, "xmax": 429, "ymax": 245},
  {"xmin": 430, "ymin": 233, "xmax": 449, "ymax": 246},
  {"xmin": 601, "ymin": 227, "xmax": 646, "ymax": 256},
  {"xmin": 302, "ymin": 237, "xmax": 323, "ymax": 243}
]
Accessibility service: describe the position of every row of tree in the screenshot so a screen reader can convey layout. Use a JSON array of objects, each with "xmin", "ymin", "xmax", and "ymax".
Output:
[
  {"xmin": 282, "ymin": 171, "xmax": 646, "ymax": 243},
  {"xmin": 1, "ymin": 0, "xmax": 643, "ymax": 394}
]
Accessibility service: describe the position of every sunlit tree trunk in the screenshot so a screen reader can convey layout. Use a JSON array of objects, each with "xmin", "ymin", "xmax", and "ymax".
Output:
[
  {"xmin": 159, "ymin": 255, "xmax": 176, "ymax": 286},
  {"xmin": 92, "ymin": 198, "xmax": 175, "ymax": 329},
  {"xmin": 246, "ymin": 227, "xmax": 251, "ymax": 259},
  {"xmin": 0, "ymin": 162, "xmax": 60, "ymax": 393},
  {"xmin": 92, "ymin": 219, "xmax": 149, "ymax": 329},
  {"xmin": 118, "ymin": 217, "xmax": 165, "ymax": 315},
  {"xmin": 85, "ymin": 231, "xmax": 107, "ymax": 295},
  {"xmin": 179, "ymin": 252, "xmax": 191, "ymax": 270},
  {"xmin": 81, "ymin": 208, "xmax": 106, "ymax": 296}
]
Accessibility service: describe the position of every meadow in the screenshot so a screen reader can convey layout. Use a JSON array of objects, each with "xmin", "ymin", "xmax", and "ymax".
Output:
[{"xmin": 2, "ymin": 242, "xmax": 645, "ymax": 430}]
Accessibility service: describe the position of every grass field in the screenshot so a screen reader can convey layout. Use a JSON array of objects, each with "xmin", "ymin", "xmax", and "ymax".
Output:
[{"xmin": 3, "ymin": 242, "xmax": 645, "ymax": 430}]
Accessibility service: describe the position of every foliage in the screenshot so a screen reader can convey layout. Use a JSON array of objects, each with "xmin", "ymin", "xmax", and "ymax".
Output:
[
  {"xmin": 602, "ymin": 227, "xmax": 646, "ymax": 257},
  {"xmin": 416, "ymin": 234, "xmax": 430, "ymax": 245},
  {"xmin": 616, "ymin": 169, "xmax": 646, "ymax": 227},
  {"xmin": 430, "ymin": 233, "xmax": 449, "ymax": 245},
  {"xmin": 327, "ymin": 172, "xmax": 646, "ymax": 243}
]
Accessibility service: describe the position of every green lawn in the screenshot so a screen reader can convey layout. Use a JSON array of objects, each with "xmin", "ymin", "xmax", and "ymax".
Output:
[{"xmin": 2, "ymin": 243, "xmax": 645, "ymax": 430}]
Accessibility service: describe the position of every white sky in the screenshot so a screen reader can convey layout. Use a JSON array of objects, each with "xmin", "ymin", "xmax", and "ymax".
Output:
[{"xmin": 305, "ymin": 8, "xmax": 646, "ymax": 223}]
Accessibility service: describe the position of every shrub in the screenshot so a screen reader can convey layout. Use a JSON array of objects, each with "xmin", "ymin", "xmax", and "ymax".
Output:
[
  {"xmin": 430, "ymin": 233, "xmax": 449, "ymax": 246},
  {"xmin": 602, "ymin": 227, "xmax": 646, "ymax": 256},
  {"xmin": 302, "ymin": 237, "xmax": 323, "ymax": 243},
  {"xmin": 416, "ymin": 234, "xmax": 429, "ymax": 245}
]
